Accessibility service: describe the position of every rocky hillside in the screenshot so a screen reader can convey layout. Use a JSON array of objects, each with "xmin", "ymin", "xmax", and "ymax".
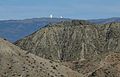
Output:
[
  {"xmin": 0, "ymin": 38, "xmax": 82, "ymax": 77},
  {"xmin": 15, "ymin": 20, "xmax": 120, "ymax": 75},
  {"xmin": 88, "ymin": 52, "xmax": 120, "ymax": 77}
]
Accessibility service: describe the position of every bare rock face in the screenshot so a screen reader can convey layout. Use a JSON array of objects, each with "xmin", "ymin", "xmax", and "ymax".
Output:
[
  {"xmin": 15, "ymin": 20, "xmax": 120, "ymax": 75},
  {"xmin": 0, "ymin": 38, "xmax": 82, "ymax": 77}
]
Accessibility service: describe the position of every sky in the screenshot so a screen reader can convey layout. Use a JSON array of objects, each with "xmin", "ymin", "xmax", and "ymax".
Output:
[{"xmin": 0, "ymin": 0, "xmax": 120, "ymax": 20}]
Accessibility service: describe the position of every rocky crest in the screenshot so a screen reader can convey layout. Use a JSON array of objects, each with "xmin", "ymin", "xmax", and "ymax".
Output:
[{"xmin": 15, "ymin": 20, "xmax": 120, "ymax": 76}]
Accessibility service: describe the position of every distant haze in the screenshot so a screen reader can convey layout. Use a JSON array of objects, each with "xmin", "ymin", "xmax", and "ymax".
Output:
[{"xmin": 0, "ymin": 0, "xmax": 120, "ymax": 20}]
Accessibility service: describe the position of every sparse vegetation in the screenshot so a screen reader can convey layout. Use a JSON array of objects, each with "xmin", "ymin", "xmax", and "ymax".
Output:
[
  {"xmin": 14, "ymin": 20, "xmax": 120, "ymax": 77},
  {"xmin": 0, "ymin": 38, "xmax": 81, "ymax": 77}
]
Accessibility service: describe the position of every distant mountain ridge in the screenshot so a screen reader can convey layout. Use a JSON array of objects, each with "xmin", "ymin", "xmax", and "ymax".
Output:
[
  {"xmin": 0, "ymin": 17, "xmax": 120, "ymax": 42},
  {"xmin": 0, "ymin": 18, "xmax": 70, "ymax": 42},
  {"xmin": 89, "ymin": 17, "xmax": 120, "ymax": 24}
]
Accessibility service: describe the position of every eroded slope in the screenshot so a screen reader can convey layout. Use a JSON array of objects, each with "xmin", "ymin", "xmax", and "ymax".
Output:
[
  {"xmin": 0, "ymin": 38, "xmax": 82, "ymax": 77},
  {"xmin": 15, "ymin": 20, "xmax": 120, "ymax": 75}
]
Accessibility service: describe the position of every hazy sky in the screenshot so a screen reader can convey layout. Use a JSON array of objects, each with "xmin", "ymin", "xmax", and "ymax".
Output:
[{"xmin": 0, "ymin": 0, "xmax": 120, "ymax": 20}]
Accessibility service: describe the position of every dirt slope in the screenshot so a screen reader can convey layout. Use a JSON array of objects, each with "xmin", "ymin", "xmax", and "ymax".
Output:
[{"xmin": 0, "ymin": 38, "xmax": 82, "ymax": 77}]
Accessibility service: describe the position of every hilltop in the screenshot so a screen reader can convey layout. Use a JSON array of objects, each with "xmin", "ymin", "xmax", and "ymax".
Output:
[{"xmin": 15, "ymin": 20, "xmax": 120, "ymax": 76}]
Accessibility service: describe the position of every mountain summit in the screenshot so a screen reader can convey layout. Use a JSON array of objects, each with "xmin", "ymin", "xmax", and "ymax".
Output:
[{"xmin": 15, "ymin": 20, "xmax": 120, "ymax": 76}]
